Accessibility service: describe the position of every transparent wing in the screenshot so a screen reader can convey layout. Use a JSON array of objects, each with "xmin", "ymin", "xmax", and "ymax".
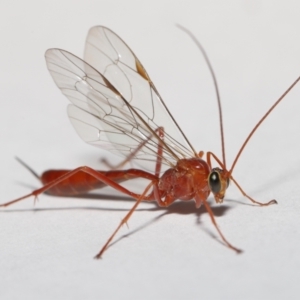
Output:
[
  {"xmin": 84, "ymin": 26, "xmax": 196, "ymax": 160},
  {"xmin": 45, "ymin": 27, "xmax": 196, "ymax": 170}
]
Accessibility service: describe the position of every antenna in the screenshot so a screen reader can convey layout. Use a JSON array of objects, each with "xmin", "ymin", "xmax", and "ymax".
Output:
[
  {"xmin": 229, "ymin": 76, "xmax": 300, "ymax": 175},
  {"xmin": 177, "ymin": 24, "xmax": 226, "ymax": 168}
]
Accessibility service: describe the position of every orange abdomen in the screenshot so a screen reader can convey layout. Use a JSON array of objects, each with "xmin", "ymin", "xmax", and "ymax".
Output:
[{"xmin": 41, "ymin": 170, "xmax": 130, "ymax": 196}]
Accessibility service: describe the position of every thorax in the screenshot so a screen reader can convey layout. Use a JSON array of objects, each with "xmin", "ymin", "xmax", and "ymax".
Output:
[{"xmin": 158, "ymin": 158, "xmax": 211, "ymax": 201}]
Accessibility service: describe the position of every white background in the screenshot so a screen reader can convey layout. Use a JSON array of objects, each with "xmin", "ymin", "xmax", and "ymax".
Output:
[{"xmin": 0, "ymin": 1, "xmax": 300, "ymax": 299}]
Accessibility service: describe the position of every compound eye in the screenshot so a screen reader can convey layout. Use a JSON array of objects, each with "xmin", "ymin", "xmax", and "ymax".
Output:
[{"xmin": 209, "ymin": 171, "xmax": 221, "ymax": 194}]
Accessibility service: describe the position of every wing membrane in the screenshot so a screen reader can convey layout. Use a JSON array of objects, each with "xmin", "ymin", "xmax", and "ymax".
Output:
[
  {"xmin": 84, "ymin": 27, "xmax": 196, "ymax": 158},
  {"xmin": 45, "ymin": 27, "xmax": 196, "ymax": 170}
]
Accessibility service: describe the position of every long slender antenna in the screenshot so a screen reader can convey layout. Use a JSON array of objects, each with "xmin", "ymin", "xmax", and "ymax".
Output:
[
  {"xmin": 229, "ymin": 76, "xmax": 300, "ymax": 175},
  {"xmin": 177, "ymin": 24, "xmax": 226, "ymax": 168}
]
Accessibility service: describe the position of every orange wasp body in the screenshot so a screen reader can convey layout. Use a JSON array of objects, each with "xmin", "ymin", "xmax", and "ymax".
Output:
[{"xmin": 1, "ymin": 26, "xmax": 299, "ymax": 258}]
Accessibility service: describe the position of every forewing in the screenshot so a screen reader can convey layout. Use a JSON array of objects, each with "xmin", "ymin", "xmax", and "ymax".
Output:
[
  {"xmin": 45, "ymin": 49, "xmax": 182, "ymax": 168},
  {"xmin": 45, "ymin": 27, "xmax": 197, "ymax": 170},
  {"xmin": 84, "ymin": 26, "xmax": 195, "ymax": 159}
]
